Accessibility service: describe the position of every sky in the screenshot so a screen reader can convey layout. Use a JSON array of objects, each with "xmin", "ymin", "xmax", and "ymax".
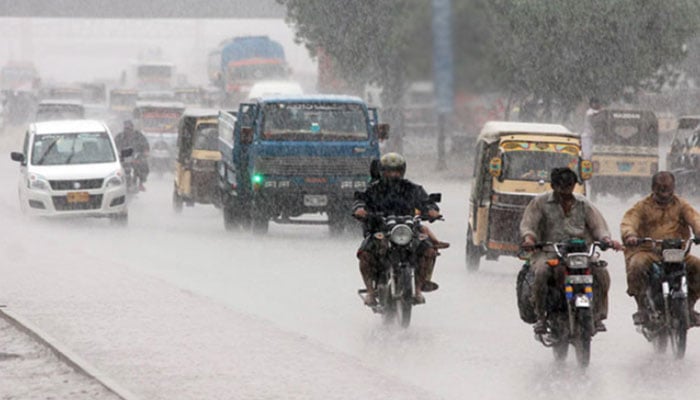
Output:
[{"xmin": 0, "ymin": 17, "xmax": 317, "ymax": 87}]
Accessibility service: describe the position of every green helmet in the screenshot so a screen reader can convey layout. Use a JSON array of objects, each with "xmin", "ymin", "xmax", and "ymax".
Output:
[{"xmin": 380, "ymin": 152, "xmax": 406, "ymax": 177}]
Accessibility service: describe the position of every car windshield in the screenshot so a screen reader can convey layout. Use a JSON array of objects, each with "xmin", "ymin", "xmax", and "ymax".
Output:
[
  {"xmin": 31, "ymin": 131, "xmax": 116, "ymax": 165},
  {"xmin": 194, "ymin": 126, "xmax": 219, "ymax": 151},
  {"xmin": 502, "ymin": 144, "xmax": 580, "ymax": 181},
  {"xmin": 261, "ymin": 102, "xmax": 369, "ymax": 141}
]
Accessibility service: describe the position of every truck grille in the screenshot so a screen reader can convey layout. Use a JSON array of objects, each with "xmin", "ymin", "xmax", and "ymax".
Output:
[
  {"xmin": 255, "ymin": 157, "xmax": 372, "ymax": 176},
  {"xmin": 52, "ymin": 195, "xmax": 103, "ymax": 211},
  {"xmin": 50, "ymin": 179, "xmax": 104, "ymax": 191}
]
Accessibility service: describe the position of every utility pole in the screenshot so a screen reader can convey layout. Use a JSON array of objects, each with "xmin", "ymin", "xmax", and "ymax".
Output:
[{"xmin": 432, "ymin": 0, "xmax": 454, "ymax": 171}]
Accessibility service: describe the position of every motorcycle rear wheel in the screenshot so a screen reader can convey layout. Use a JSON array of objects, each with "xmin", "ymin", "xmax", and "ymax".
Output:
[{"xmin": 552, "ymin": 340, "xmax": 569, "ymax": 362}]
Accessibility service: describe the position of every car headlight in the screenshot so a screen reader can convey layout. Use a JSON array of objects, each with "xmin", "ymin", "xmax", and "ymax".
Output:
[
  {"xmin": 390, "ymin": 224, "xmax": 413, "ymax": 246},
  {"xmin": 105, "ymin": 171, "xmax": 124, "ymax": 188},
  {"xmin": 28, "ymin": 174, "xmax": 50, "ymax": 191}
]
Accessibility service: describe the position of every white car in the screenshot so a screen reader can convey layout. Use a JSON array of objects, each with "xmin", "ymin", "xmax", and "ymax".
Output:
[{"xmin": 10, "ymin": 120, "xmax": 129, "ymax": 224}]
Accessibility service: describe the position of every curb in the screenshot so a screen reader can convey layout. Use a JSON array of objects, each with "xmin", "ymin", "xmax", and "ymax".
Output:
[{"xmin": 0, "ymin": 307, "xmax": 141, "ymax": 400}]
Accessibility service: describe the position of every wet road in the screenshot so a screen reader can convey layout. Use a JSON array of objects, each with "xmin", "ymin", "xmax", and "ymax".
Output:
[{"xmin": 1, "ymin": 126, "xmax": 699, "ymax": 399}]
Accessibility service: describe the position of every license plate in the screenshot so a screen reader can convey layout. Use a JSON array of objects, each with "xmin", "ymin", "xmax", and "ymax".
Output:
[
  {"xmin": 67, "ymin": 191, "xmax": 90, "ymax": 203},
  {"xmin": 566, "ymin": 275, "xmax": 593, "ymax": 285},
  {"xmin": 303, "ymin": 194, "xmax": 328, "ymax": 207}
]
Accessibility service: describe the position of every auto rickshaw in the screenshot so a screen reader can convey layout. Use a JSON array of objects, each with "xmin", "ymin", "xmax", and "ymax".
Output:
[
  {"xmin": 588, "ymin": 109, "xmax": 659, "ymax": 200},
  {"xmin": 466, "ymin": 121, "xmax": 592, "ymax": 271},
  {"xmin": 172, "ymin": 109, "xmax": 222, "ymax": 212}
]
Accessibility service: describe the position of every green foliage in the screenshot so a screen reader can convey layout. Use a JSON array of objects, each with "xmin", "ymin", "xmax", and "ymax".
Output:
[{"xmin": 280, "ymin": 0, "xmax": 700, "ymax": 119}]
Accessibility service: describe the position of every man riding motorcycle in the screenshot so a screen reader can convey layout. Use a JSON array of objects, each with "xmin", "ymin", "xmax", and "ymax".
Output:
[
  {"xmin": 620, "ymin": 171, "xmax": 700, "ymax": 326},
  {"xmin": 353, "ymin": 153, "xmax": 441, "ymax": 306},
  {"xmin": 520, "ymin": 167, "xmax": 622, "ymax": 334},
  {"xmin": 115, "ymin": 120, "xmax": 150, "ymax": 191}
]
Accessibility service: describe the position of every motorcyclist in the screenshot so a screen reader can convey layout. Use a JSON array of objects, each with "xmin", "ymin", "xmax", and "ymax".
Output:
[
  {"xmin": 520, "ymin": 167, "xmax": 622, "ymax": 334},
  {"xmin": 115, "ymin": 120, "xmax": 150, "ymax": 191},
  {"xmin": 353, "ymin": 153, "xmax": 441, "ymax": 306},
  {"xmin": 620, "ymin": 171, "xmax": 700, "ymax": 326}
]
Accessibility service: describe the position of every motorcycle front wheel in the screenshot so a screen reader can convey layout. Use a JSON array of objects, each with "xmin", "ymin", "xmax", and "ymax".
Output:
[
  {"xmin": 574, "ymin": 308, "xmax": 593, "ymax": 367},
  {"xmin": 669, "ymin": 298, "xmax": 689, "ymax": 359},
  {"xmin": 396, "ymin": 269, "xmax": 413, "ymax": 328}
]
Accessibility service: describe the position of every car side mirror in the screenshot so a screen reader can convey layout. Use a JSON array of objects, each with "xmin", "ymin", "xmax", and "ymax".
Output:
[
  {"xmin": 428, "ymin": 193, "xmax": 442, "ymax": 203},
  {"xmin": 488, "ymin": 157, "xmax": 503, "ymax": 178},
  {"xmin": 375, "ymin": 123, "xmax": 390, "ymax": 140},
  {"xmin": 241, "ymin": 126, "xmax": 254, "ymax": 145},
  {"xmin": 120, "ymin": 148, "xmax": 133, "ymax": 160},
  {"xmin": 579, "ymin": 159, "xmax": 593, "ymax": 180},
  {"xmin": 10, "ymin": 152, "xmax": 24, "ymax": 163}
]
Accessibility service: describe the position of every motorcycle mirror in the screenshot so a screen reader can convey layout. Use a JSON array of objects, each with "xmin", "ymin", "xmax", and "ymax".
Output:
[
  {"xmin": 120, "ymin": 148, "xmax": 133, "ymax": 159},
  {"xmin": 429, "ymin": 193, "xmax": 442, "ymax": 203}
]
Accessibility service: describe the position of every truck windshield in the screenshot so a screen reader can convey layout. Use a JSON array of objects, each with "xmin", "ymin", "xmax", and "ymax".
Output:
[
  {"xmin": 31, "ymin": 132, "xmax": 116, "ymax": 165},
  {"xmin": 502, "ymin": 146, "xmax": 579, "ymax": 181},
  {"xmin": 261, "ymin": 102, "xmax": 369, "ymax": 141}
]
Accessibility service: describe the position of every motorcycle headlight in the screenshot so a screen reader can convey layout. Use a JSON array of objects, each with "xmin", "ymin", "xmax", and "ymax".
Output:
[
  {"xmin": 28, "ymin": 174, "xmax": 50, "ymax": 191},
  {"xmin": 390, "ymin": 224, "xmax": 413, "ymax": 246},
  {"xmin": 567, "ymin": 254, "xmax": 589, "ymax": 269},
  {"xmin": 105, "ymin": 171, "xmax": 124, "ymax": 188}
]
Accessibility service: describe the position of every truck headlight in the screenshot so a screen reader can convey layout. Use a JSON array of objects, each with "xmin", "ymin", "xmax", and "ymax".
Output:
[{"xmin": 390, "ymin": 224, "xmax": 413, "ymax": 246}]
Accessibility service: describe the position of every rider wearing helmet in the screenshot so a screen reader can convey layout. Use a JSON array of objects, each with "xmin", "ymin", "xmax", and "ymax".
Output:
[{"xmin": 353, "ymin": 153, "xmax": 442, "ymax": 305}]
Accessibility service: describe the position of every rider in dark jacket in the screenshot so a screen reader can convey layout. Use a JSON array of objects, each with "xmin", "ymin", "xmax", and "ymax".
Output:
[{"xmin": 353, "ymin": 152, "xmax": 441, "ymax": 305}]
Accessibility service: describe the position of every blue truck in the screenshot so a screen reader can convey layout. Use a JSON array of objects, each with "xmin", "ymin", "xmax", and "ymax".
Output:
[
  {"xmin": 217, "ymin": 94, "xmax": 388, "ymax": 234},
  {"xmin": 208, "ymin": 36, "xmax": 289, "ymax": 106}
]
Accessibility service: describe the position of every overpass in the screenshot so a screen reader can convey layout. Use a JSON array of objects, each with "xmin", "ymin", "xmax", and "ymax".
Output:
[{"xmin": 0, "ymin": 0, "xmax": 286, "ymax": 18}]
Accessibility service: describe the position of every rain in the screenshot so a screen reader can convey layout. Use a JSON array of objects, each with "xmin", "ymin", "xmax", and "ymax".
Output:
[{"xmin": 2, "ymin": 1, "xmax": 700, "ymax": 399}]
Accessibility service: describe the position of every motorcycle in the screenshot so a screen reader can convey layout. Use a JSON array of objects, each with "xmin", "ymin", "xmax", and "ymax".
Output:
[
  {"xmin": 357, "ymin": 208, "xmax": 443, "ymax": 328},
  {"xmin": 518, "ymin": 239, "xmax": 610, "ymax": 367},
  {"xmin": 123, "ymin": 152, "xmax": 148, "ymax": 195},
  {"xmin": 633, "ymin": 237, "xmax": 700, "ymax": 359}
]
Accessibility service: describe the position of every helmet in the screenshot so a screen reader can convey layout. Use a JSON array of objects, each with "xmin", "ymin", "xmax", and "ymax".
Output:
[
  {"xmin": 380, "ymin": 152, "xmax": 406, "ymax": 177},
  {"xmin": 550, "ymin": 167, "xmax": 578, "ymax": 188}
]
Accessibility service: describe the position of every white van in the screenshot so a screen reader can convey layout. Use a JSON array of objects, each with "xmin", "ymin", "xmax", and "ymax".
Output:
[{"xmin": 10, "ymin": 119, "xmax": 129, "ymax": 224}]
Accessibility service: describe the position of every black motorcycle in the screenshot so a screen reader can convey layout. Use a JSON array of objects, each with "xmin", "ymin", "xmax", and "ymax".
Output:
[
  {"xmin": 123, "ymin": 153, "xmax": 148, "ymax": 194},
  {"xmin": 357, "ymin": 209, "xmax": 442, "ymax": 328},
  {"xmin": 517, "ymin": 239, "xmax": 610, "ymax": 367},
  {"xmin": 634, "ymin": 237, "xmax": 700, "ymax": 359}
]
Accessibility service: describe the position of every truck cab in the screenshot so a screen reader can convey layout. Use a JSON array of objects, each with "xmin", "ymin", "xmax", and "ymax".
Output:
[{"xmin": 218, "ymin": 94, "xmax": 388, "ymax": 234}]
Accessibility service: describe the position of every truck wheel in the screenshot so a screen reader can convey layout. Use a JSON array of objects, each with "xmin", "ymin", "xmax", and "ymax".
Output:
[
  {"xmin": 251, "ymin": 206, "xmax": 269, "ymax": 235},
  {"xmin": 328, "ymin": 211, "xmax": 346, "ymax": 236}
]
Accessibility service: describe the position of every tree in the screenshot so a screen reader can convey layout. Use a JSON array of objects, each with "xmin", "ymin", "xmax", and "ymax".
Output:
[
  {"xmin": 477, "ymin": 0, "xmax": 700, "ymax": 121},
  {"xmin": 279, "ymin": 0, "xmax": 700, "ymax": 125}
]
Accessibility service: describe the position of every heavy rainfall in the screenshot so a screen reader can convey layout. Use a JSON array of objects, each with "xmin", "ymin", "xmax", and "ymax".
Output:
[{"xmin": 2, "ymin": 0, "xmax": 700, "ymax": 399}]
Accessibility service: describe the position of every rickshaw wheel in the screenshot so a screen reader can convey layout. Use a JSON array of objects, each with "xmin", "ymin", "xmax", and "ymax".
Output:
[
  {"xmin": 172, "ymin": 186, "xmax": 184, "ymax": 213},
  {"xmin": 466, "ymin": 226, "xmax": 481, "ymax": 272}
]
